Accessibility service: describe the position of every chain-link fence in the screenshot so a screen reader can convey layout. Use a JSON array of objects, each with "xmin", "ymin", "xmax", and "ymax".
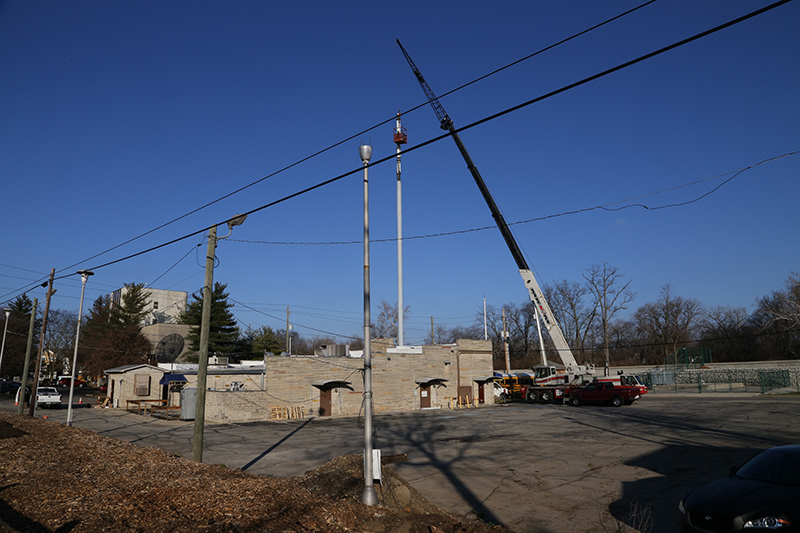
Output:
[{"xmin": 643, "ymin": 367, "xmax": 800, "ymax": 394}]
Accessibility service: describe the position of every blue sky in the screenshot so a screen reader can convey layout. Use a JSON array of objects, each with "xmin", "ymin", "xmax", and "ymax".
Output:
[{"xmin": 1, "ymin": 0, "xmax": 798, "ymax": 345}]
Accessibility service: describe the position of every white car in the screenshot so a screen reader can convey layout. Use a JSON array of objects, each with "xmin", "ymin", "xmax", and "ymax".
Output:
[{"xmin": 493, "ymin": 382, "xmax": 510, "ymax": 400}]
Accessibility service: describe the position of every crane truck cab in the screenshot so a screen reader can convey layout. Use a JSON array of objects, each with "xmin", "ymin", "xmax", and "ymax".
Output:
[{"xmin": 595, "ymin": 372, "xmax": 648, "ymax": 395}]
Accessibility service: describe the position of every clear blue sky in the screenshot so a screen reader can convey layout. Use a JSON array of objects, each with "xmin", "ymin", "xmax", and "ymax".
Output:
[{"xmin": 1, "ymin": 0, "xmax": 798, "ymax": 345}]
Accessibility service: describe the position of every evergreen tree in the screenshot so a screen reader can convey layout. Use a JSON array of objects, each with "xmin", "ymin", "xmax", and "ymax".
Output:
[
  {"xmin": 110, "ymin": 283, "xmax": 151, "ymax": 327},
  {"xmin": 1, "ymin": 294, "xmax": 40, "ymax": 379},
  {"xmin": 178, "ymin": 282, "xmax": 241, "ymax": 362},
  {"xmin": 80, "ymin": 294, "xmax": 153, "ymax": 377},
  {"xmin": 244, "ymin": 325, "xmax": 284, "ymax": 357}
]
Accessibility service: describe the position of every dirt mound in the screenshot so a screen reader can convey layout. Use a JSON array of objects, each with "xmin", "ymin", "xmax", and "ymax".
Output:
[{"xmin": 0, "ymin": 411, "xmax": 509, "ymax": 533}]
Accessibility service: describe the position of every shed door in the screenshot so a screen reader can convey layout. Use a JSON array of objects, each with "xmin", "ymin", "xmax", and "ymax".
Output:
[
  {"xmin": 319, "ymin": 389, "xmax": 332, "ymax": 416},
  {"xmin": 419, "ymin": 385, "xmax": 431, "ymax": 408},
  {"xmin": 478, "ymin": 384, "xmax": 486, "ymax": 404}
]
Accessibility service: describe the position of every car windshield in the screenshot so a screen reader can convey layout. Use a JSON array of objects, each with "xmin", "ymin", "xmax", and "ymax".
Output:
[{"xmin": 736, "ymin": 449, "xmax": 800, "ymax": 487}]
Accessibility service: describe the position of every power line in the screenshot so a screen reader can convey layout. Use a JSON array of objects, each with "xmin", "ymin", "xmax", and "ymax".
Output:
[
  {"xmin": 0, "ymin": 0, "xmax": 791, "ymax": 304},
  {"xmin": 228, "ymin": 150, "xmax": 798, "ymax": 246},
  {"xmin": 6, "ymin": 1, "xmax": 659, "ymax": 287}
]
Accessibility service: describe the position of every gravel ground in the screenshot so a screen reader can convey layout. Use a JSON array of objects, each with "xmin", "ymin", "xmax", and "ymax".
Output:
[{"xmin": 0, "ymin": 412, "xmax": 510, "ymax": 533}]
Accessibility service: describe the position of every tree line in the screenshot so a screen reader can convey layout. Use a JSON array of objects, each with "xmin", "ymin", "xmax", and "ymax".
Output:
[
  {"xmin": 442, "ymin": 266, "xmax": 800, "ymax": 371},
  {"xmin": 0, "ymin": 282, "xmax": 351, "ymax": 382},
  {"xmin": 1, "ymin": 268, "xmax": 797, "ymax": 381}
]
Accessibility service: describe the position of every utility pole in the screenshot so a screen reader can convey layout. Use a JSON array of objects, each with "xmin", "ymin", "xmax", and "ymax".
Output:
[
  {"xmin": 17, "ymin": 298, "xmax": 37, "ymax": 415},
  {"xmin": 193, "ymin": 225, "xmax": 217, "ymax": 463},
  {"xmin": 394, "ymin": 112, "xmax": 407, "ymax": 346},
  {"xmin": 430, "ymin": 316, "xmax": 434, "ymax": 345},
  {"xmin": 502, "ymin": 307, "xmax": 511, "ymax": 374},
  {"xmin": 285, "ymin": 305, "xmax": 291, "ymax": 354},
  {"xmin": 483, "ymin": 296, "xmax": 488, "ymax": 340},
  {"xmin": 193, "ymin": 214, "xmax": 247, "ymax": 463},
  {"xmin": 30, "ymin": 269, "xmax": 55, "ymax": 417}
]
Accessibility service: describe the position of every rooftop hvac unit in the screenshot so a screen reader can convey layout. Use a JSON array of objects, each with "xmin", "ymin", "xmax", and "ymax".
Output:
[
  {"xmin": 209, "ymin": 356, "xmax": 229, "ymax": 365},
  {"xmin": 317, "ymin": 344, "xmax": 350, "ymax": 357}
]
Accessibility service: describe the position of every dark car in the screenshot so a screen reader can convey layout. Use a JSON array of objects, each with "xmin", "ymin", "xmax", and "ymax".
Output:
[
  {"xmin": 678, "ymin": 445, "xmax": 800, "ymax": 532},
  {"xmin": 0, "ymin": 381, "xmax": 21, "ymax": 395}
]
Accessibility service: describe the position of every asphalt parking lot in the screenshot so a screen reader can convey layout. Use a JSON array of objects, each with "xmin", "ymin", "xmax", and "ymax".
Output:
[{"xmin": 3, "ymin": 392, "xmax": 799, "ymax": 533}]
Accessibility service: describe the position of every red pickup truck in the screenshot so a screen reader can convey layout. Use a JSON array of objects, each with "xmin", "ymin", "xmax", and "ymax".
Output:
[{"xmin": 567, "ymin": 381, "xmax": 640, "ymax": 407}]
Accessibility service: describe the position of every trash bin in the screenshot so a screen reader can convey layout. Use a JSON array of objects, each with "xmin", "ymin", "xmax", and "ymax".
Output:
[{"xmin": 181, "ymin": 387, "xmax": 196, "ymax": 420}]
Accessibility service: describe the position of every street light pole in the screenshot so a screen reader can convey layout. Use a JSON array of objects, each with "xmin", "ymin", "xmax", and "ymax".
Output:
[
  {"xmin": 359, "ymin": 143, "xmax": 378, "ymax": 506},
  {"xmin": 193, "ymin": 214, "xmax": 246, "ymax": 463},
  {"xmin": 67, "ymin": 270, "xmax": 93, "ymax": 426},
  {"xmin": 0, "ymin": 307, "xmax": 12, "ymax": 378}
]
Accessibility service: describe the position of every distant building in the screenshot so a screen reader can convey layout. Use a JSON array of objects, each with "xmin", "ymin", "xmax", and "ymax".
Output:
[{"xmin": 111, "ymin": 287, "xmax": 187, "ymax": 326}]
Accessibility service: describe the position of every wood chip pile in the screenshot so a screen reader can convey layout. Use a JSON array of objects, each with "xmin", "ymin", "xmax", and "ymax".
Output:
[{"xmin": 0, "ymin": 412, "xmax": 509, "ymax": 532}]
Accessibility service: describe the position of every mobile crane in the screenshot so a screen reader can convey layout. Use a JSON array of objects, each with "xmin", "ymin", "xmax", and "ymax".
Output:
[{"xmin": 397, "ymin": 40, "xmax": 594, "ymax": 402}]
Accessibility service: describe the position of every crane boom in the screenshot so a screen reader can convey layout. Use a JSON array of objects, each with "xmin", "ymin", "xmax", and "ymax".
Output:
[{"xmin": 396, "ymin": 40, "xmax": 584, "ymax": 372}]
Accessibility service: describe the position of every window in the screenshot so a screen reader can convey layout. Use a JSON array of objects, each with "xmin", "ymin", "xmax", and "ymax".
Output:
[{"xmin": 134, "ymin": 375, "xmax": 150, "ymax": 396}]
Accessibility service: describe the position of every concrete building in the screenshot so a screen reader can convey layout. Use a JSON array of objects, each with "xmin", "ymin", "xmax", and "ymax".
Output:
[
  {"xmin": 103, "ymin": 338, "xmax": 495, "ymax": 422},
  {"xmin": 111, "ymin": 286, "xmax": 187, "ymax": 326},
  {"xmin": 141, "ymin": 323, "xmax": 191, "ymax": 362}
]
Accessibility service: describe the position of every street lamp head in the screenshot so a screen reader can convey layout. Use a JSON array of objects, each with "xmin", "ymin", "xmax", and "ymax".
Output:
[
  {"xmin": 77, "ymin": 269, "xmax": 94, "ymax": 278},
  {"xmin": 359, "ymin": 144, "xmax": 372, "ymax": 164},
  {"xmin": 2, "ymin": 308, "xmax": 10, "ymax": 319},
  {"xmin": 227, "ymin": 213, "xmax": 247, "ymax": 232}
]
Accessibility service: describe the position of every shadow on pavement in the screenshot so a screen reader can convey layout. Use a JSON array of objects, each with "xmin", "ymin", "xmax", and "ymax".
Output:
[{"xmin": 241, "ymin": 418, "xmax": 314, "ymax": 472}]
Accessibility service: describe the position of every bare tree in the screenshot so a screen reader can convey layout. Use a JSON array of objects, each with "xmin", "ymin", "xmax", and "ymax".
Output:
[
  {"xmin": 43, "ymin": 309, "xmax": 78, "ymax": 379},
  {"xmin": 632, "ymin": 283, "xmax": 703, "ymax": 364},
  {"xmin": 759, "ymin": 272, "xmax": 800, "ymax": 330},
  {"xmin": 373, "ymin": 300, "xmax": 410, "ymax": 341},
  {"xmin": 584, "ymin": 263, "xmax": 635, "ymax": 375},
  {"xmin": 481, "ymin": 303, "xmax": 540, "ymax": 369},
  {"xmin": 543, "ymin": 279, "xmax": 596, "ymax": 363},
  {"xmin": 751, "ymin": 273, "xmax": 800, "ymax": 359},
  {"xmin": 699, "ymin": 305, "xmax": 751, "ymax": 362}
]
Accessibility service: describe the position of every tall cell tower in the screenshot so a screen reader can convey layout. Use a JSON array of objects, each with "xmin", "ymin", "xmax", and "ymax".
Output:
[{"xmin": 394, "ymin": 112, "xmax": 407, "ymax": 346}]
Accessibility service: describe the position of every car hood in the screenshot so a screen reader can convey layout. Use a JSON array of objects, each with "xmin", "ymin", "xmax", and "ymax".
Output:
[{"xmin": 686, "ymin": 477, "xmax": 800, "ymax": 518}]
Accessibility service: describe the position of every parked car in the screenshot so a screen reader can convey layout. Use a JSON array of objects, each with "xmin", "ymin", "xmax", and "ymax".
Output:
[
  {"xmin": 567, "ymin": 381, "xmax": 640, "ymax": 407},
  {"xmin": 0, "ymin": 381, "xmax": 21, "ymax": 395},
  {"xmin": 14, "ymin": 386, "xmax": 31, "ymax": 404},
  {"xmin": 16, "ymin": 386, "xmax": 62, "ymax": 408},
  {"xmin": 678, "ymin": 445, "xmax": 800, "ymax": 532},
  {"xmin": 57, "ymin": 377, "xmax": 85, "ymax": 387}
]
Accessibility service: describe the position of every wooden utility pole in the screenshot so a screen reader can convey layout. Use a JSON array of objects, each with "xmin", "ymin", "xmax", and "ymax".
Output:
[
  {"xmin": 30, "ymin": 269, "xmax": 55, "ymax": 417},
  {"xmin": 193, "ymin": 226, "xmax": 217, "ymax": 463},
  {"xmin": 17, "ymin": 297, "xmax": 37, "ymax": 415}
]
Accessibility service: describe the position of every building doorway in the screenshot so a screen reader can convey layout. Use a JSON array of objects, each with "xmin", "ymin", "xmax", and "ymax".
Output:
[
  {"xmin": 319, "ymin": 388, "xmax": 332, "ymax": 416},
  {"xmin": 419, "ymin": 385, "xmax": 431, "ymax": 408}
]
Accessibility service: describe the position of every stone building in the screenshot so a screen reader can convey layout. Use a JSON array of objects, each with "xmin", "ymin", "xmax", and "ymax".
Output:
[{"xmin": 104, "ymin": 338, "xmax": 495, "ymax": 422}]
